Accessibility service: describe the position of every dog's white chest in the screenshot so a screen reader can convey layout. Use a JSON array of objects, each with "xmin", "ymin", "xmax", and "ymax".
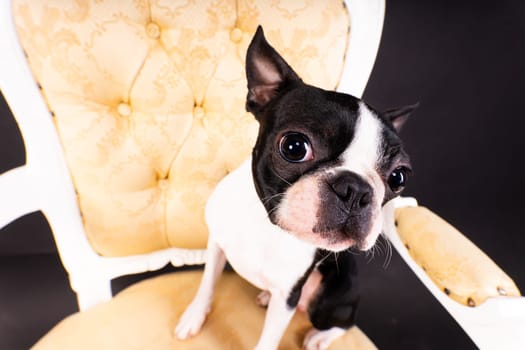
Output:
[{"xmin": 206, "ymin": 159, "xmax": 317, "ymax": 293}]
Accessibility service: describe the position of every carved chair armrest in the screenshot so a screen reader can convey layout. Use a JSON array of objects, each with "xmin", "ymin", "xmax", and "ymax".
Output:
[{"xmin": 383, "ymin": 197, "xmax": 524, "ymax": 349}]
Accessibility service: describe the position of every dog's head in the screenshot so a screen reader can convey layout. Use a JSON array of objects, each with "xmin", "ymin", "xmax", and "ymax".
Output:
[{"xmin": 246, "ymin": 27, "xmax": 416, "ymax": 251}]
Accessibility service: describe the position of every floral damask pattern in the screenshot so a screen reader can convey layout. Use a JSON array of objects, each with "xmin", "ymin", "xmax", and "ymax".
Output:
[{"xmin": 13, "ymin": 0, "xmax": 350, "ymax": 256}]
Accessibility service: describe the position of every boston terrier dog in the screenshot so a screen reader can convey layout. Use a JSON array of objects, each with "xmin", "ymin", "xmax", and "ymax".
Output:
[{"xmin": 175, "ymin": 26, "xmax": 415, "ymax": 350}]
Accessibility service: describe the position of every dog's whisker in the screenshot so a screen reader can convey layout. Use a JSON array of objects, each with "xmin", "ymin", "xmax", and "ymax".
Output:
[
  {"xmin": 365, "ymin": 245, "xmax": 374, "ymax": 263},
  {"xmin": 269, "ymin": 168, "xmax": 292, "ymax": 186},
  {"xmin": 345, "ymin": 247, "xmax": 359, "ymax": 256},
  {"xmin": 332, "ymin": 251, "xmax": 340, "ymax": 274},
  {"xmin": 316, "ymin": 251, "xmax": 332, "ymax": 267},
  {"xmin": 266, "ymin": 205, "xmax": 280, "ymax": 218},
  {"xmin": 375, "ymin": 240, "xmax": 384, "ymax": 256},
  {"xmin": 378, "ymin": 237, "xmax": 388, "ymax": 267},
  {"xmin": 260, "ymin": 192, "xmax": 285, "ymax": 206},
  {"xmin": 382, "ymin": 235, "xmax": 393, "ymax": 269}
]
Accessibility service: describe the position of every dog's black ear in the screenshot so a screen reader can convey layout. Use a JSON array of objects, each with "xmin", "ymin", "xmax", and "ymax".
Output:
[
  {"xmin": 384, "ymin": 102, "xmax": 419, "ymax": 132},
  {"xmin": 245, "ymin": 26, "xmax": 302, "ymax": 113}
]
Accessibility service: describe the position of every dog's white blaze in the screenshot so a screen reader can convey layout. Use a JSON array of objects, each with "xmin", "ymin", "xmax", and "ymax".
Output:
[
  {"xmin": 338, "ymin": 102, "xmax": 385, "ymax": 250},
  {"xmin": 339, "ymin": 102, "xmax": 382, "ymax": 178}
]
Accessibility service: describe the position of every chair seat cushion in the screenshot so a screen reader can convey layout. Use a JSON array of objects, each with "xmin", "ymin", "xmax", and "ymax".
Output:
[{"xmin": 32, "ymin": 271, "xmax": 376, "ymax": 350}]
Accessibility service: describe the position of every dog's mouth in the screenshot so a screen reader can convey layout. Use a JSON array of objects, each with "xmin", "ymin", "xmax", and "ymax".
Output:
[
  {"xmin": 275, "ymin": 218, "xmax": 380, "ymax": 252},
  {"xmin": 279, "ymin": 225, "xmax": 357, "ymax": 252},
  {"xmin": 317, "ymin": 235, "xmax": 358, "ymax": 252},
  {"xmin": 315, "ymin": 230, "xmax": 362, "ymax": 252}
]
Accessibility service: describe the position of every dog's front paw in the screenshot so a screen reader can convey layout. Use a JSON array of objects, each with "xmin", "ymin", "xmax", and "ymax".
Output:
[
  {"xmin": 255, "ymin": 290, "xmax": 271, "ymax": 308},
  {"xmin": 303, "ymin": 327, "xmax": 346, "ymax": 350},
  {"xmin": 174, "ymin": 301, "xmax": 211, "ymax": 340}
]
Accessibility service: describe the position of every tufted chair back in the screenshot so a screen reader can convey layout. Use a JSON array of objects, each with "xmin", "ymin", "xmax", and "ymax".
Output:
[
  {"xmin": 1, "ymin": 0, "xmax": 385, "ymax": 310},
  {"xmin": 13, "ymin": 0, "xmax": 350, "ymax": 256}
]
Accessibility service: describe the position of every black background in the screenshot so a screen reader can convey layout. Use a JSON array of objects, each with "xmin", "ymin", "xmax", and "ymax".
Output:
[{"xmin": 1, "ymin": 0, "xmax": 524, "ymax": 349}]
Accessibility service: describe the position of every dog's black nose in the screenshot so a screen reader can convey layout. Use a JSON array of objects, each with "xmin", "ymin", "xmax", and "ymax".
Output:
[{"xmin": 327, "ymin": 171, "xmax": 373, "ymax": 210}]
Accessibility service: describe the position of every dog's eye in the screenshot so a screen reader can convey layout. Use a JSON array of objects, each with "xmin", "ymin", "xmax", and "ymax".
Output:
[
  {"xmin": 279, "ymin": 133, "xmax": 313, "ymax": 163},
  {"xmin": 388, "ymin": 167, "xmax": 408, "ymax": 193}
]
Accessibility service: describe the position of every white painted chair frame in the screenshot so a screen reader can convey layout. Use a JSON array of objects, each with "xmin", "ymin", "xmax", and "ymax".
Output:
[{"xmin": 0, "ymin": 0, "xmax": 385, "ymax": 311}]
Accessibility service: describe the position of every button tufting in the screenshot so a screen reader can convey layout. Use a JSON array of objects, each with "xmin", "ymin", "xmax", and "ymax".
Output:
[
  {"xmin": 117, "ymin": 102, "xmax": 131, "ymax": 117},
  {"xmin": 230, "ymin": 27, "xmax": 243, "ymax": 43},
  {"xmin": 146, "ymin": 22, "xmax": 161, "ymax": 39},
  {"xmin": 158, "ymin": 179, "xmax": 169, "ymax": 190},
  {"xmin": 193, "ymin": 106, "xmax": 205, "ymax": 119}
]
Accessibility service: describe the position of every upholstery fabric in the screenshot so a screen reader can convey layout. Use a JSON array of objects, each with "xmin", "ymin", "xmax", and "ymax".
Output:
[
  {"xmin": 395, "ymin": 206, "xmax": 521, "ymax": 306},
  {"xmin": 31, "ymin": 271, "xmax": 377, "ymax": 350},
  {"xmin": 13, "ymin": 0, "xmax": 350, "ymax": 256}
]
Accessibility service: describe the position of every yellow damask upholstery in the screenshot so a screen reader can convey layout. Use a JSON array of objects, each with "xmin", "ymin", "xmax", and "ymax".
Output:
[{"xmin": 13, "ymin": 0, "xmax": 349, "ymax": 256}]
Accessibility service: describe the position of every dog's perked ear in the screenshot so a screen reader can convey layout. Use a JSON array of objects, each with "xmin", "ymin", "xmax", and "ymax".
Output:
[
  {"xmin": 245, "ymin": 26, "xmax": 302, "ymax": 114},
  {"xmin": 383, "ymin": 102, "xmax": 419, "ymax": 132}
]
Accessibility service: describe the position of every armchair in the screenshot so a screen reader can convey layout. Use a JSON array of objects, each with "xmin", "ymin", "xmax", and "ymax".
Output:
[
  {"xmin": 0, "ymin": 0, "xmax": 522, "ymax": 349},
  {"xmin": 0, "ymin": 0, "xmax": 382, "ymax": 348}
]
